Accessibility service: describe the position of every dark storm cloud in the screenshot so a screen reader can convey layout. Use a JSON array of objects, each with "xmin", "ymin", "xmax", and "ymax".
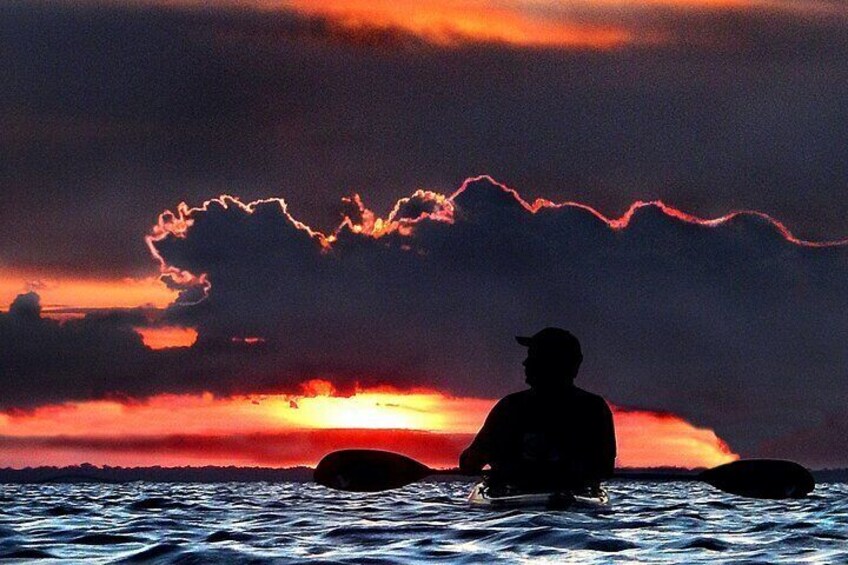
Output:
[
  {"xmin": 760, "ymin": 413, "xmax": 848, "ymax": 469},
  {"xmin": 2, "ymin": 178, "xmax": 848, "ymax": 465},
  {"xmin": 0, "ymin": 293, "xmax": 154, "ymax": 406},
  {"xmin": 142, "ymin": 178, "xmax": 848, "ymax": 460},
  {"xmin": 0, "ymin": 290, "xmax": 317, "ymax": 407},
  {"xmin": 3, "ymin": 1, "xmax": 848, "ymax": 277}
]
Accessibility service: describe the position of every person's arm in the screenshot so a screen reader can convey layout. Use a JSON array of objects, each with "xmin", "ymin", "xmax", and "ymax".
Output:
[
  {"xmin": 592, "ymin": 398, "xmax": 617, "ymax": 480},
  {"xmin": 459, "ymin": 399, "xmax": 508, "ymax": 474}
]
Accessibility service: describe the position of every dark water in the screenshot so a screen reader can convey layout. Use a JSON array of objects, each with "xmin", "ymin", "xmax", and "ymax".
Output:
[{"xmin": 1, "ymin": 481, "xmax": 845, "ymax": 563}]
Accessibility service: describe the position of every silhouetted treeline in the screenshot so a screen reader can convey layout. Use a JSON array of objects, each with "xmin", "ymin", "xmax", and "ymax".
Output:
[
  {"xmin": 0, "ymin": 464, "xmax": 844, "ymax": 484},
  {"xmin": 812, "ymin": 469, "xmax": 848, "ymax": 483},
  {"xmin": 0, "ymin": 463, "xmax": 312, "ymax": 484},
  {"xmin": 615, "ymin": 468, "xmax": 848, "ymax": 483}
]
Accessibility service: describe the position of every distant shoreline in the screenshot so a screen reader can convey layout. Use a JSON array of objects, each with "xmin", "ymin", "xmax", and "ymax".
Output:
[{"xmin": 1, "ymin": 465, "xmax": 846, "ymax": 484}]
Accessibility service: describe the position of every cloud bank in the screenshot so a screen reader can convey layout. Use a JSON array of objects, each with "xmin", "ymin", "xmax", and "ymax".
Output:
[
  {"xmin": 0, "ymin": 385, "xmax": 737, "ymax": 469},
  {"xmin": 4, "ymin": 1, "xmax": 848, "ymax": 278},
  {"xmin": 3, "ymin": 177, "xmax": 847, "ymax": 465},
  {"xmin": 148, "ymin": 176, "xmax": 848, "ymax": 460}
]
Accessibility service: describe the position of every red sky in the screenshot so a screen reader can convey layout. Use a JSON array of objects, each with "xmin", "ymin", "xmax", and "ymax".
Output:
[
  {"xmin": 0, "ymin": 379, "xmax": 737, "ymax": 469},
  {"xmin": 3, "ymin": 0, "xmax": 848, "ymax": 472},
  {"xmin": 150, "ymin": 0, "xmax": 831, "ymax": 51},
  {"xmin": 0, "ymin": 240, "xmax": 741, "ymax": 471},
  {"xmin": 3, "ymin": 175, "xmax": 843, "ymax": 470}
]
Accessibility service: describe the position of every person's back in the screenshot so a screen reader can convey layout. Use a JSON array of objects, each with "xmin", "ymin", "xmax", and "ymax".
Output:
[{"xmin": 460, "ymin": 328, "xmax": 616, "ymax": 491}]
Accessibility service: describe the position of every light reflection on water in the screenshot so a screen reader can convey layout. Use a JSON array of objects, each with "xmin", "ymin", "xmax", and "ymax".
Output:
[{"xmin": 0, "ymin": 481, "xmax": 845, "ymax": 563}]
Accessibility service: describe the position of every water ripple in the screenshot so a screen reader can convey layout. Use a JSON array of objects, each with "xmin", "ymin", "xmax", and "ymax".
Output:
[{"xmin": 0, "ymin": 481, "xmax": 844, "ymax": 563}]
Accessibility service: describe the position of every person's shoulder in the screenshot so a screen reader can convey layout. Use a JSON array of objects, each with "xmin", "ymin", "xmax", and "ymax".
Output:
[
  {"xmin": 483, "ymin": 390, "xmax": 530, "ymax": 422},
  {"xmin": 493, "ymin": 389, "xmax": 533, "ymax": 410},
  {"xmin": 572, "ymin": 386, "xmax": 611, "ymax": 408},
  {"xmin": 498, "ymin": 389, "xmax": 533, "ymax": 404}
]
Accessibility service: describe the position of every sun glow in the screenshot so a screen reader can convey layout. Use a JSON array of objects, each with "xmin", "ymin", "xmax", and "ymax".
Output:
[
  {"xmin": 290, "ymin": 394, "xmax": 436, "ymax": 430},
  {"xmin": 0, "ymin": 380, "xmax": 737, "ymax": 469},
  {"xmin": 267, "ymin": 380, "xmax": 491, "ymax": 433},
  {"xmin": 614, "ymin": 409, "xmax": 737, "ymax": 469}
]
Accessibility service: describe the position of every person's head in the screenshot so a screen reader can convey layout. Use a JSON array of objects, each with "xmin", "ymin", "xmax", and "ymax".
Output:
[{"xmin": 516, "ymin": 327, "xmax": 583, "ymax": 389}]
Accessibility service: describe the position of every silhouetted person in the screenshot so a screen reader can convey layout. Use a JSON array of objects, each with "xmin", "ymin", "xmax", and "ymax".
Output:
[{"xmin": 460, "ymin": 328, "xmax": 616, "ymax": 492}]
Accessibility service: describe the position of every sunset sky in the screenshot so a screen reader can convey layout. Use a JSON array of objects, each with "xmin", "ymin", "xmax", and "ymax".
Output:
[{"xmin": 2, "ymin": 0, "xmax": 847, "ymax": 470}]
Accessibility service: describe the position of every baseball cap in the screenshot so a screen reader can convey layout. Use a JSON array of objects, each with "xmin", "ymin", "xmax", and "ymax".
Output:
[{"xmin": 516, "ymin": 327, "xmax": 582, "ymax": 357}]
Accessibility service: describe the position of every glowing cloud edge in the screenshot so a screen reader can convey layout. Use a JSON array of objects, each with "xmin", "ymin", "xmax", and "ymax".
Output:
[{"xmin": 146, "ymin": 175, "xmax": 848, "ymax": 305}]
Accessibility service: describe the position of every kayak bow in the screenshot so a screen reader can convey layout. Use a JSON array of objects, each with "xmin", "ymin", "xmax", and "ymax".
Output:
[{"xmin": 468, "ymin": 482, "xmax": 610, "ymax": 510}]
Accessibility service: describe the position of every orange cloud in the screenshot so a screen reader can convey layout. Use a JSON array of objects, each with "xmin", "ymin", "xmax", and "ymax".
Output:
[
  {"xmin": 109, "ymin": 0, "xmax": 848, "ymax": 53},
  {"xmin": 273, "ymin": 0, "xmax": 840, "ymax": 49},
  {"xmin": 135, "ymin": 326, "xmax": 199, "ymax": 349},
  {"xmin": 283, "ymin": 0, "xmax": 635, "ymax": 49},
  {"xmin": 0, "ymin": 270, "xmax": 176, "ymax": 313},
  {"xmin": 0, "ymin": 382, "xmax": 737, "ymax": 469}
]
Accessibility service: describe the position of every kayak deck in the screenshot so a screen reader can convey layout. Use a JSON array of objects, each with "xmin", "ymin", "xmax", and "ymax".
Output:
[{"xmin": 468, "ymin": 482, "xmax": 610, "ymax": 510}]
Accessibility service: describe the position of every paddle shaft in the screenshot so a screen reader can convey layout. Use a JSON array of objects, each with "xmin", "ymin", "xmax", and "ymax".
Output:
[
  {"xmin": 612, "ymin": 471, "xmax": 700, "ymax": 482},
  {"xmin": 429, "ymin": 467, "xmax": 464, "ymax": 476},
  {"xmin": 409, "ymin": 466, "xmax": 700, "ymax": 482}
]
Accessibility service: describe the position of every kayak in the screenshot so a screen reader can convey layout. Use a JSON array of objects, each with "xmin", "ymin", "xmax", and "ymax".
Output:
[{"xmin": 468, "ymin": 482, "xmax": 610, "ymax": 510}]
